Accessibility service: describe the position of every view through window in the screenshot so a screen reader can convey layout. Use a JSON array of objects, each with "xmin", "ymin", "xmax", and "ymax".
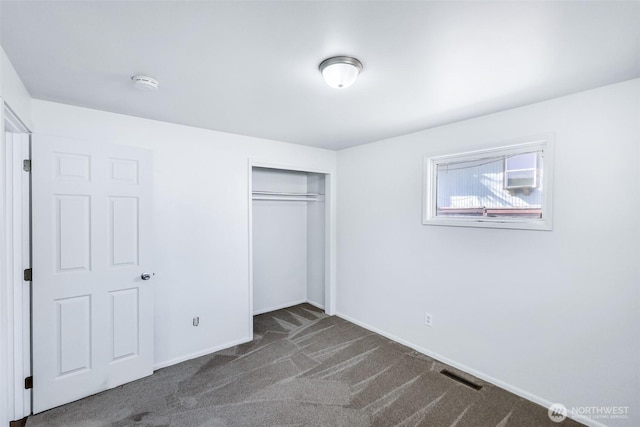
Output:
[
  {"xmin": 424, "ymin": 138, "xmax": 553, "ymax": 230},
  {"xmin": 436, "ymin": 150, "xmax": 543, "ymax": 219}
]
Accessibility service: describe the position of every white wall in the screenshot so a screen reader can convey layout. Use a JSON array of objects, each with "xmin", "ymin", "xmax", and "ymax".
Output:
[
  {"xmin": 252, "ymin": 168, "xmax": 308, "ymax": 313},
  {"xmin": 0, "ymin": 47, "xmax": 31, "ymax": 129},
  {"xmin": 30, "ymin": 100, "xmax": 337, "ymax": 368},
  {"xmin": 336, "ymin": 79, "xmax": 640, "ymax": 427}
]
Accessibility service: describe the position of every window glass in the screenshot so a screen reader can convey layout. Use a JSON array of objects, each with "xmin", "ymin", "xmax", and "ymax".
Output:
[{"xmin": 424, "ymin": 139, "xmax": 553, "ymax": 230}]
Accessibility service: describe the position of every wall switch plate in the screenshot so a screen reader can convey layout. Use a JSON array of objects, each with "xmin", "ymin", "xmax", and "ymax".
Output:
[
  {"xmin": 193, "ymin": 316, "xmax": 200, "ymax": 327},
  {"xmin": 424, "ymin": 312, "xmax": 433, "ymax": 327}
]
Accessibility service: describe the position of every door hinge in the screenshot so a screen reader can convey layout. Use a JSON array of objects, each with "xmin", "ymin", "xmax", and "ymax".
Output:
[
  {"xmin": 24, "ymin": 376, "xmax": 33, "ymax": 390},
  {"xmin": 23, "ymin": 159, "xmax": 31, "ymax": 172},
  {"xmin": 23, "ymin": 268, "xmax": 32, "ymax": 281}
]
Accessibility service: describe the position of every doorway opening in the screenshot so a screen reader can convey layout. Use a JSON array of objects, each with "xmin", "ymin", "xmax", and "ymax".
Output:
[{"xmin": 248, "ymin": 162, "xmax": 335, "ymax": 336}]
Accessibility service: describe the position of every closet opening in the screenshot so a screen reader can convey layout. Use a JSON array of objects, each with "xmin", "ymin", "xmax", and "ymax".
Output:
[{"xmin": 249, "ymin": 164, "xmax": 333, "ymax": 327}]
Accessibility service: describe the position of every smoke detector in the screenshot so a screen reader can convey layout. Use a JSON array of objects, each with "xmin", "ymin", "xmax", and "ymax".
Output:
[{"xmin": 131, "ymin": 75, "xmax": 159, "ymax": 91}]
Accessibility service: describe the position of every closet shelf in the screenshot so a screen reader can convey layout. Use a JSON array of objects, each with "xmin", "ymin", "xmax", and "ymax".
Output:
[{"xmin": 252, "ymin": 191, "xmax": 324, "ymax": 201}]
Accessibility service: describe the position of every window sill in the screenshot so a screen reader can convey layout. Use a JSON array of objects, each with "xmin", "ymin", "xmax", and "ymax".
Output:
[{"xmin": 422, "ymin": 216, "xmax": 552, "ymax": 231}]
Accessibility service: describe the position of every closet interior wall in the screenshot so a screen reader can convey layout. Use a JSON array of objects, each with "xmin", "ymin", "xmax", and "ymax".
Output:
[{"xmin": 252, "ymin": 167, "xmax": 325, "ymax": 314}]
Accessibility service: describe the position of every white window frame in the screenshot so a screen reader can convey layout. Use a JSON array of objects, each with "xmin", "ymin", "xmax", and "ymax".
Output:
[{"xmin": 423, "ymin": 136, "xmax": 554, "ymax": 231}]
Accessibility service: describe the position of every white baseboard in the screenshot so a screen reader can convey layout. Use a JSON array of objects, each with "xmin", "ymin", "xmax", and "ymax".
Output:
[
  {"xmin": 305, "ymin": 299, "xmax": 325, "ymax": 310},
  {"xmin": 254, "ymin": 299, "xmax": 326, "ymax": 316},
  {"xmin": 335, "ymin": 312, "xmax": 605, "ymax": 427},
  {"xmin": 253, "ymin": 299, "xmax": 307, "ymax": 315},
  {"xmin": 153, "ymin": 335, "xmax": 252, "ymax": 371}
]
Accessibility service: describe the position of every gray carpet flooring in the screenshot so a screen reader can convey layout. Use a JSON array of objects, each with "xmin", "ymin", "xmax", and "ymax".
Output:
[{"xmin": 26, "ymin": 304, "xmax": 583, "ymax": 426}]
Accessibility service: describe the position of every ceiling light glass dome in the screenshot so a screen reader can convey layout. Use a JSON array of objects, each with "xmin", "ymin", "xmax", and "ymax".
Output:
[{"xmin": 319, "ymin": 56, "xmax": 363, "ymax": 89}]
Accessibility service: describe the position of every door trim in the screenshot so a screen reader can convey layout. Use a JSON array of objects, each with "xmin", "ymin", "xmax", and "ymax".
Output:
[
  {"xmin": 1, "ymin": 101, "xmax": 32, "ymax": 425},
  {"xmin": 247, "ymin": 159, "xmax": 337, "ymax": 339}
]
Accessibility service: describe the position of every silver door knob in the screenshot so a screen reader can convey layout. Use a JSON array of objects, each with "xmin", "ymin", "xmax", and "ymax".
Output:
[{"xmin": 141, "ymin": 273, "xmax": 152, "ymax": 281}]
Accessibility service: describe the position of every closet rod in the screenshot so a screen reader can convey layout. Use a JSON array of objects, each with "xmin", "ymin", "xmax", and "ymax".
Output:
[
  {"xmin": 252, "ymin": 197, "xmax": 320, "ymax": 202},
  {"xmin": 252, "ymin": 191, "xmax": 322, "ymax": 197}
]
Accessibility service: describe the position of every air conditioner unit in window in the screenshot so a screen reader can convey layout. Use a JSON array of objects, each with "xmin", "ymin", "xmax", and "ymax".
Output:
[
  {"xmin": 504, "ymin": 152, "xmax": 539, "ymax": 190},
  {"xmin": 505, "ymin": 170, "xmax": 537, "ymax": 189}
]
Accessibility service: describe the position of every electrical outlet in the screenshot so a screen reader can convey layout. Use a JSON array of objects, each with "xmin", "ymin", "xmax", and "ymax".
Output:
[
  {"xmin": 193, "ymin": 316, "xmax": 199, "ymax": 327},
  {"xmin": 424, "ymin": 312, "xmax": 433, "ymax": 327}
]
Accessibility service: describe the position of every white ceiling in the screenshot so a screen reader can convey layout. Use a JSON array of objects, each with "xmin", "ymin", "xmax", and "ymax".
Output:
[{"xmin": 1, "ymin": 1, "xmax": 639, "ymax": 150}]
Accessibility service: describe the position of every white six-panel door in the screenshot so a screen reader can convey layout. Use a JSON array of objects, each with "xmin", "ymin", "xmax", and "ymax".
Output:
[{"xmin": 32, "ymin": 135, "xmax": 153, "ymax": 412}]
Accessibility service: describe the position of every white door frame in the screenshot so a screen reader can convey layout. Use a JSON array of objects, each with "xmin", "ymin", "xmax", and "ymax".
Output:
[
  {"xmin": 247, "ymin": 160, "xmax": 337, "ymax": 337},
  {"xmin": 1, "ymin": 101, "xmax": 32, "ymax": 425}
]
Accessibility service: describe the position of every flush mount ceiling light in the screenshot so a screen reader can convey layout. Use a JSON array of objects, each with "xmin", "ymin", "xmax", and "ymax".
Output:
[
  {"xmin": 131, "ymin": 75, "xmax": 159, "ymax": 91},
  {"xmin": 319, "ymin": 56, "xmax": 363, "ymax": 89}
]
